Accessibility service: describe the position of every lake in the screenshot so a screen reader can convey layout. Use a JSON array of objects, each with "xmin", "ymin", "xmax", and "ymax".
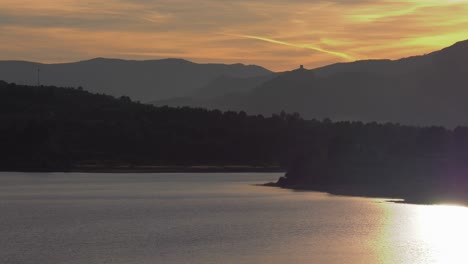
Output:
[{"xmin": 1, "ymin": 172, "xmax": 468, "ymax": 264}]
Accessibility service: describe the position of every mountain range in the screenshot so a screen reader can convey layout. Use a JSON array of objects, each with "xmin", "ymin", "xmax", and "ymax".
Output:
[
  {"xmin": 2, "ymin": 39, "xmax": 468, "ymax": 126},
  {"xmin": 156, "ymin": 39, "xmax": 468, "ymax": 127},
  {"xmin": 0, "ymin": 58, "xmax": 272, "ymax": 101}
]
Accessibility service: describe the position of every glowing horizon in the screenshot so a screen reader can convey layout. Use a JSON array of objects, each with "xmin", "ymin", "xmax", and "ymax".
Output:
[{"xmin": 0, "ymin": 0, "xmax": 467, "ymax": 71}]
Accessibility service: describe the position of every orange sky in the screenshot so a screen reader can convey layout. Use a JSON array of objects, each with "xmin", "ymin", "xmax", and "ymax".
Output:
[{"xmin": 1, "ymin": 0, "xmax": 467, "ymax": 71}]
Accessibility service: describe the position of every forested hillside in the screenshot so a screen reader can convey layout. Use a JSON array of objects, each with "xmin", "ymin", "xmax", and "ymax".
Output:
[{"xmin": 0, "ymin": 81, "xmax": 300, "ymax": 171}]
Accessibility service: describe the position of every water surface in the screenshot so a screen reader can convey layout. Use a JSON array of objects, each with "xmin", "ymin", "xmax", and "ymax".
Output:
[{"xmin": 1, "ymin": 172, "xmax": 468, "ymax": 264}]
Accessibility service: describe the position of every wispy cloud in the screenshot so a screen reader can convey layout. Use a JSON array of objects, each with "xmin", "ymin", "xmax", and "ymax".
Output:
[
  {"xmin": 0, "ymin": 0, "xmax": 467, "ymax": 70},
  {"xmin": 235, "ymin": 35, "xmax": 354, "ymax": 61}
]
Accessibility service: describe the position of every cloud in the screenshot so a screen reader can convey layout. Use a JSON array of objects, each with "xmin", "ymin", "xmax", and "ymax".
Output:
[
  {"xmin": 0, "ymin": 0, "xmax": 467, "ymax": 70},
  {"xmin": 233, "ymin": 35, "xmax": 354, "ymax": 61}
]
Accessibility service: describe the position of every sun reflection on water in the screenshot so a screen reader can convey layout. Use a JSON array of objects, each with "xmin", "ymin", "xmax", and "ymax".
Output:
[
  {"xmin": 414, "ymin": 204, "xmax": 468, "ymax": 264},
  {"xmin": 376, "ymin": 203, "xmax": 468, "ymax": 264}
]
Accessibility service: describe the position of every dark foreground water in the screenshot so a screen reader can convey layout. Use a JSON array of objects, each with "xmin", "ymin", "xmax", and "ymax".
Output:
[{"xmin": 1, "ymin": 172, "xmax": 468, "ymax": 264}]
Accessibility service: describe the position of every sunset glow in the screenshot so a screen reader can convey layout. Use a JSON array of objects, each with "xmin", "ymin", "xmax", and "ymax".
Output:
[{"xmin": 1, "ymin": 0, "xmax": 467, "ymax": 70}]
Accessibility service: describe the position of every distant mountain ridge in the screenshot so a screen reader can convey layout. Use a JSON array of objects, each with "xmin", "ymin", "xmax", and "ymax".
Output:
[
  {"xmin": 0, "ymin": 58, "xmax": 272, "ymax": 101},
  {"xmin": 151, "ymin": 73, "xmax": 277, "ymax": 107},
  {"xmin": 160, "ymin": 39, "xmax": 468, "ymax": 127}
]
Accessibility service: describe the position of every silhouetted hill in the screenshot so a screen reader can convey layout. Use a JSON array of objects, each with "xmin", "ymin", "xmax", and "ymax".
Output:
[
  {"xmin": 0, "ymin": 58, "xmax": 272, "ymax": 102},
  {"xmin": 0, "ymin": 81, "xmax": 302, "ymax": 171},
  {"xmin": 165, "ymin": 39, "xmax": 468, "ymax": 127}
]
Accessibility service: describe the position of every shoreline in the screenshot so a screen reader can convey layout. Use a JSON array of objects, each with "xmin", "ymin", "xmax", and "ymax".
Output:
[{"xmin": 263, "ymin": 182, "xmax": 468, "ymax": 206}]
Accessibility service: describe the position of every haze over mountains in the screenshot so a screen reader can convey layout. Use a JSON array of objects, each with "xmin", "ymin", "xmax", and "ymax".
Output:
[
  {"xmin": 0, "ymin": 58, "xmax": 272, "ymax": 101},
  {"xmin": 158, "ymin": 39, "xmax": 468, "ymax": 127},
  {"xmin": 152, "ymin": 74, "xmax": 277, "ymax": 107}
]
